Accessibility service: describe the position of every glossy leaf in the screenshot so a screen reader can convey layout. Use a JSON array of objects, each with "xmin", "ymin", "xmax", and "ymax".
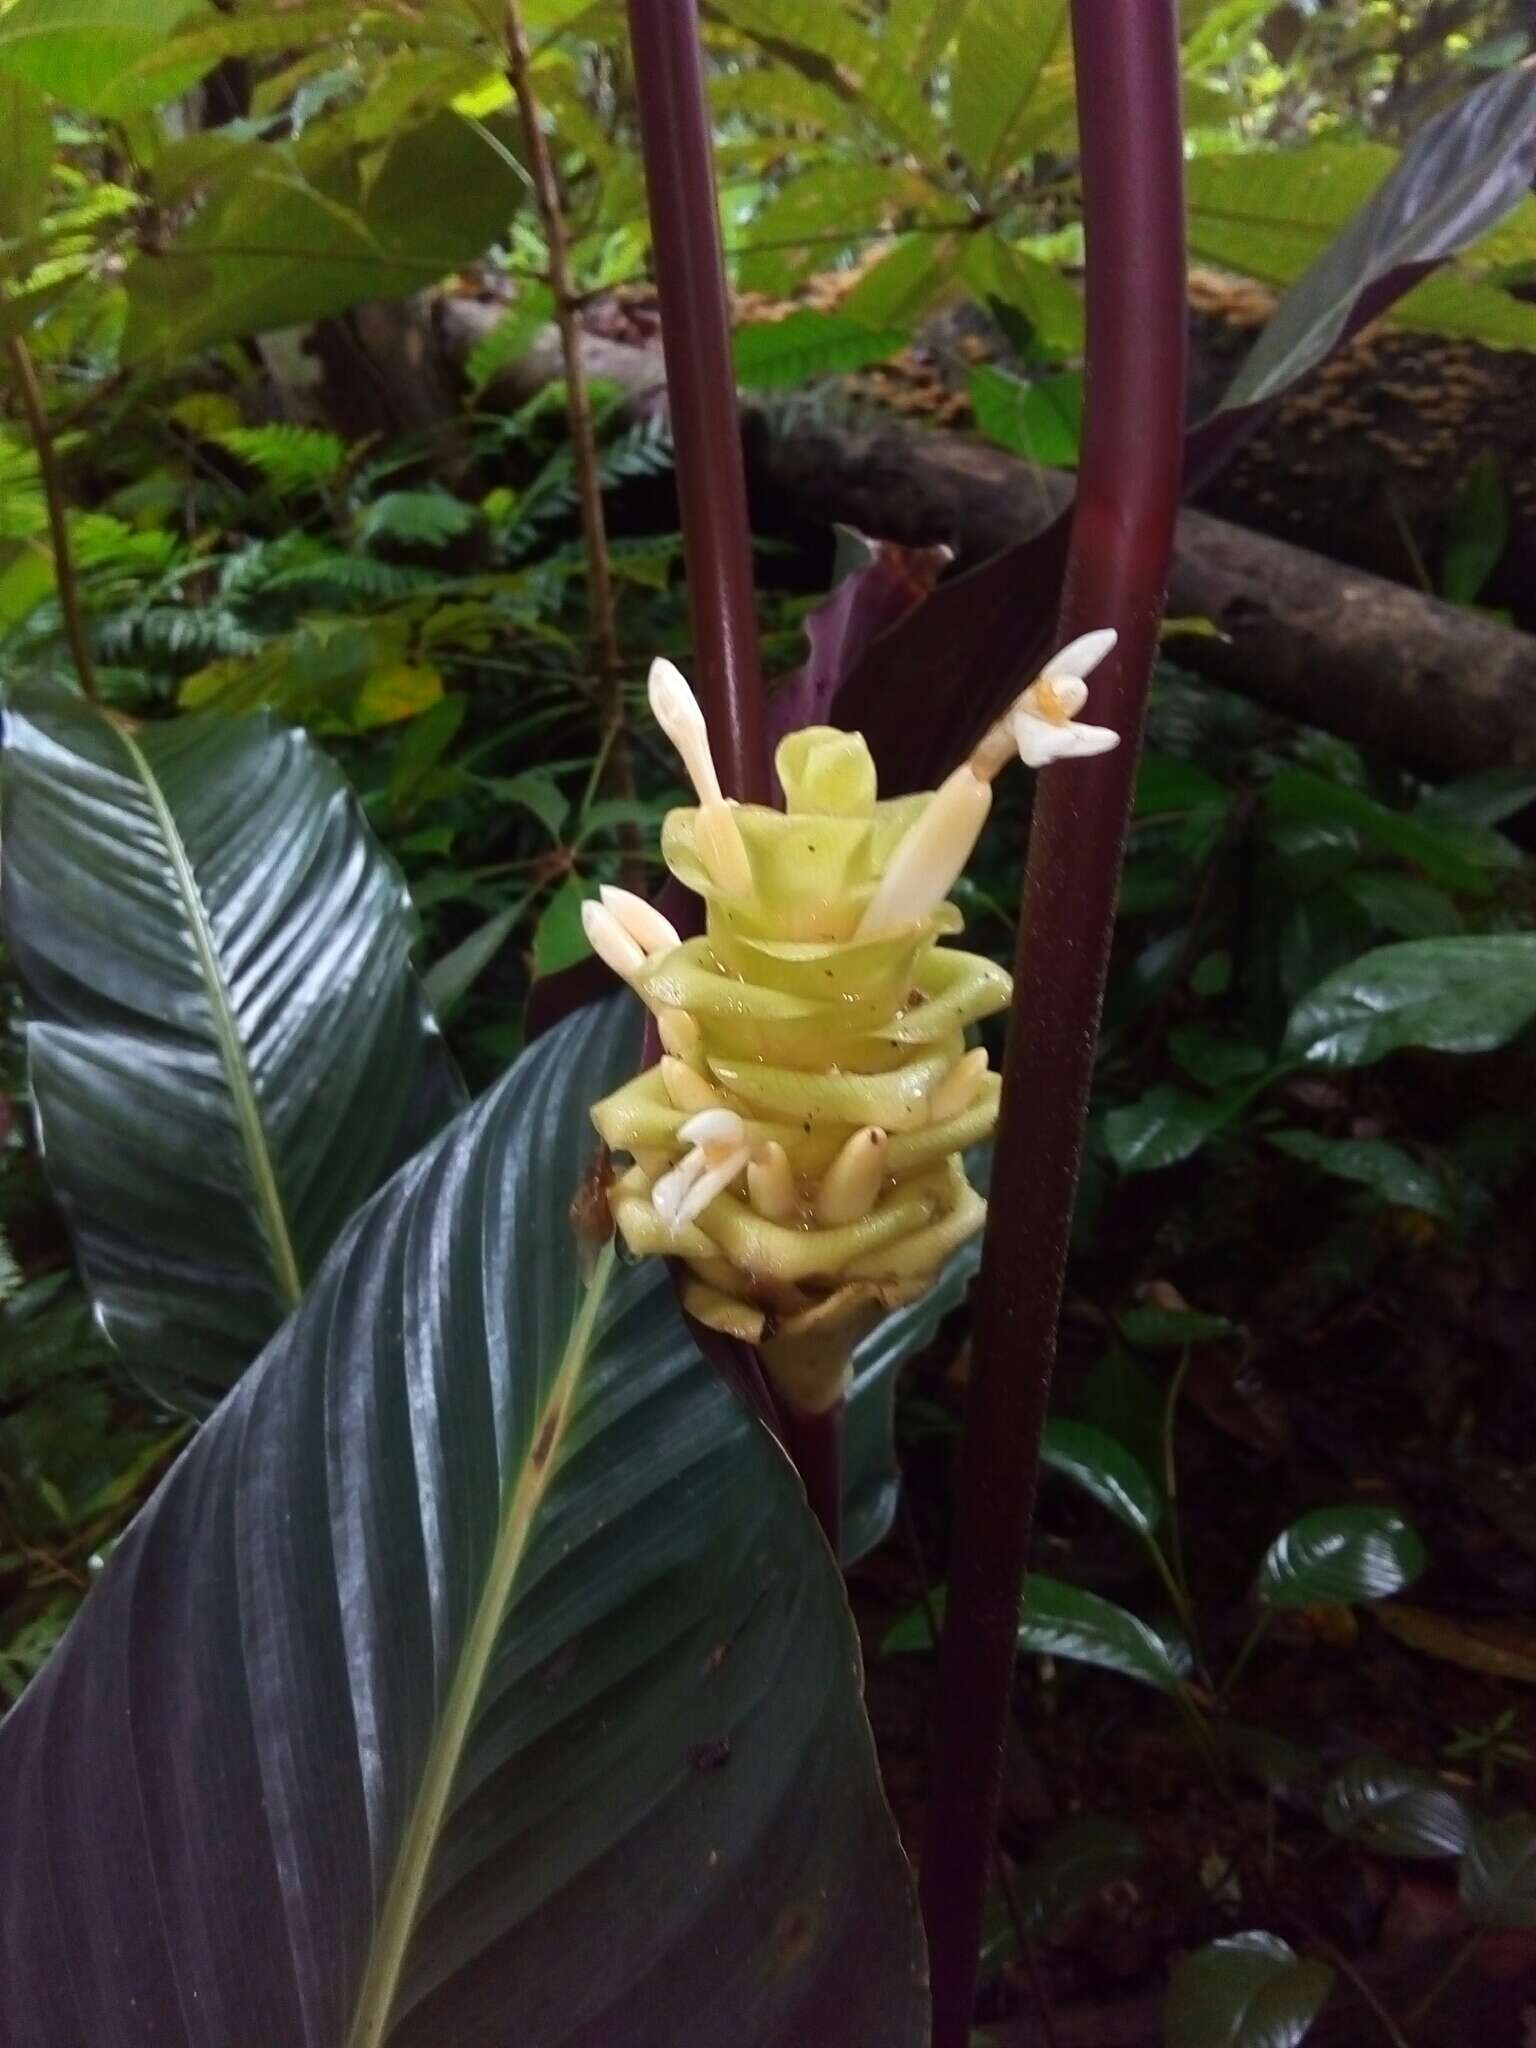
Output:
[
  {"xmin": 1041, "ymin": 1418, "xmax": 1162, "ymax": 1538},
  {"xmin": 0, "ymin": 685, "xmax": 464, "ymax": 1411},
  {"xmin": 1267, "ymin": 1132, "xmax": 1452, "ymax": 1220},
  {"xmin": 1105, "ymin": 1085, "xmax": 1239, "ymax": 1174},
  {"xmin": 1166, "ymin": 1932, "xmax": 1334, "ymax": 2048},
  {"xmin": 1256, "ymin": 1507, "xmax": 1427, "ymax": 1610},
  {"xmin": 1459, "ymin": 1813, "xmax": 1536, "ymax": 1928},
  {"xmin": 1017, "ymin": 1574, "xmax": 1192, "ymax": 1692},
  {"xmin": 1262, "ymin": 767, "xmax": 1495, "ymax": 896},
  {"xmin": 0, "ymin": 999, "xmax": 928, "ymax": 2047},
  {"xmin": 1323, "ymin": 1758, "xmax": 1474, "ymax": 1860},
  {"xmin": 844, "ymin": 1233, "xmax": 978, "ymax": 1565},
  {"xmin": 1283, "ymin": 936, "xmax": 1536, "ymax": 1068}
]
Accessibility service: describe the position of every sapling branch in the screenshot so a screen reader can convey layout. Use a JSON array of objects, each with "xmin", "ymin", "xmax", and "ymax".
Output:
[
  {"xmin": 503, "ymin": 0, "xmax": 637, "ymax": 875},
  {"xmin": 917, "ymin": 4, "xmax": 1188, "ymax": 2040},
  {"xmin": 7, "ymin": 337, "xmax": 100, "ymax": 706}
]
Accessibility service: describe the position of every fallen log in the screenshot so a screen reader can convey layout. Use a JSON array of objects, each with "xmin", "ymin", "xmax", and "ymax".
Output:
[
  {"xmin": 746, "ymin": 420, "xmax": 1536, "ymax": 783},
  {"xmin": 434, "ymin": 299, "xmax": 1536, "ymax": 780}
]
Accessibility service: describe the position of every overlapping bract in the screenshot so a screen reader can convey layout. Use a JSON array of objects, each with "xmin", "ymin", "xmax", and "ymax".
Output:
[{"xmin": 591, "ymin": 724, "xmax": 1010, "ymax": 1414}]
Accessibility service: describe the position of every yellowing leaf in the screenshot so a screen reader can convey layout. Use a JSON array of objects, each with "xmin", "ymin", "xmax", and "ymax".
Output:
[
  {"xmin": 353, "ymin": 662, "xmax": 445, "ymax": 730},
  {"xmin": 168, "ymin": 392, "xmax": 244, "ymax": 436},
  {"xmin": 1372, "ymin": 1604, "xmax": 1536, "ymax": 1686}
]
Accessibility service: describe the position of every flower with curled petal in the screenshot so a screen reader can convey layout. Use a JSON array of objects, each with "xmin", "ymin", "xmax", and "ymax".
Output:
[{"xmin": 588, "ymin": 636, "xmax": 1117, "ymax": 1418}]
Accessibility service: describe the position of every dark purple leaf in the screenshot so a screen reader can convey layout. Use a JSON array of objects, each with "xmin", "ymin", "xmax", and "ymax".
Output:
[
  {"xmin": 1185, "ymin": 62, "xmax": 1536, "ymax": 489},
  {"xmin": 0, "ymin": 999, "xmax": 927, "ymax": 2048}
]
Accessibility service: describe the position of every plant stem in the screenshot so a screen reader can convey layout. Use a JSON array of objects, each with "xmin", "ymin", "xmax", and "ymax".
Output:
[
  {"xmin": 1161, "ymin": 1345, "xmax": 1208, "ymax": 1677},
  {"xmin": 503, "ymin": 0, "xmax": 638, "ymax": 879},
  {"xmin": 1217, "ymin": 1608, "xmax": 1275, "ymax": 1705},
  {"xmin": 7, "ymin": 337, "xmax": 100, "ymax": 705},
  {"xmin": 1408, "ymin": 1926, "xmax": 1484, "ymax": 2029},
  {"xmin": 624, "ymin": 0, "xmax": 772, "ymax": 807},
  {"xmin": 917, "ymin": 5, "xmax": 1187, "ymax": 2041}
]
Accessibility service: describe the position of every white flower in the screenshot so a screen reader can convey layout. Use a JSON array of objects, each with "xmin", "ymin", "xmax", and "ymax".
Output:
[{"xmin": 1008, "ymin": 629, "xmax": 1120, "ymax": 768}]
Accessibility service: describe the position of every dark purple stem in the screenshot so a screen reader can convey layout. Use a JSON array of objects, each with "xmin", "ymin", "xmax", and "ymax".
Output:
[
  {"xmin": 625, "ymin": 0, "xmax": 773, "ymax": 806},
  {"xmin": 778, "ymin": 1400, "xmax": 844, "ymax": 1562},
  {"xmin": 917, "ymin": 7, "xmax": 1187, "ymax": 2042}
]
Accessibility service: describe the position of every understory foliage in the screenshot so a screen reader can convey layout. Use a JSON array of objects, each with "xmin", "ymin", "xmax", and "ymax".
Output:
[{"xmin": 2, "ymin": 4, "xmax": 1536, "ymax": 2045}]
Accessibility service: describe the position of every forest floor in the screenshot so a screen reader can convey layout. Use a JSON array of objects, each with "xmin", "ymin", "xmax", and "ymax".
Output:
[{"xmin": 856, "ymin": 1039, "xmax": 1536, "ymax": 2044}]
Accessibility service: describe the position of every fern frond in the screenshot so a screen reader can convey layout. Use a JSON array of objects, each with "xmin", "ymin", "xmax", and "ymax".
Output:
[
  {"xmin": 212, "ymin": 424, "xmax": 348, "ymax": 495},
  {"xmin": 354, "ymin": 489, "xmax": 478, "ymax": 551}
]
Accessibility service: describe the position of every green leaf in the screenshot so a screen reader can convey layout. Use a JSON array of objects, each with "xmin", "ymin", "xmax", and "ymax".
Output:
[
  {"xmin": 1041, "ymin": 1418, "xmax": 1162, "ymax": 1538},
  {"xmin": 124, "ymin": 113, "xmax": 524, "ymax": 361},
  {"xmin": 1420, "ymin": 766, "xmax": 1536, "ymax": 830},
  {"xmin": 1256, "ymin": 1506, "xmax": 1427, "ymax": 1609},
  {"xmin": 421, "ymin": 901, "xmax": 524, "ymax": 1019},
  {"xmin": 1105, "ymin": 1085, "xmax": 1239, "ymax": 1174},
  {"xmin": 0, "ymin": 75, "xmax": 53, "ymax": 242},
  {"xmin": 1018, "ymin": 1574, "xmax": 1192, "ymax": 1691},
  {"xmin": 1169, "ymin": 1028, "xmax": 1272, "ymax": 1089},
  {"xmin": 1167, "ymin": 1931, "xmax": 1335, "ymax": 2048},
  {"xmin": 532, "ymin": 871, "xmax": 594, "ymax": 979},
  {"xmin": 885, "ymin": 1574, "xmax": 1190, "ymax": 1690},
  {"xmin": 0, "ymin": 685, "xmax": 465, "ymax": 1412},
  {"xmin": 1323, "ymin": 1758, "xmax": 1474, "ymax": 1859},
  {"xmin": 1284, "ymin": 936, "xmax": 1536, "ymax": 1068},
  {"xmin": 0, "ymin": 0, "xmax": 212, "ymax": 115},
  {"xmin": 995, "ymin": 1816, "xmax": 1145, "ymax": 1954},
  {"xmin": 964, "ymin": 229, "xmax": 1085, "ymax": 352},
  {"xmin": 968, "ymin": 364, "xmax": 1082, "ymax": 466},
  {"xmin": 1267, "ymin": 1131, "xmax": 1452, "ymax": 1220},
  {"xmin": 0, "ymin": 1000, "xmax": 928, "ymax": 2045},
  {"xmin": 465, "ymin": 282, "xmax": 555, "ymax": 396},
  {"xmin": 1340, "ymin": 870, "xmax": 1464, "ymax": 940},
  {"xmin": 1135, "ymin": 753, "xmax": 1229, "ymax": 818},
  {"xmin": 839, "ymin": 230, "xmax": 963, "ymax": 329},
  {"xmin": 1117, "ymin": 1305, "xmax": 1235, "ymax": 1349},
  {"xmin": 356, "ymin": 488, "xmax": 477, "ymax": 550},
  {"xmin": 1459, "ymin": 1813, "xmax": 1536, "ymax": 1928},
  {"xmin": 1263, "ymin": 767, "xmax": 1493, "ymax": 895},
  {"xmin": 1442, "ymin": 450, "xmax": 1508, "ymax": 605},
  {"xmin": 733, "ymin": 311, "xmax": 906, "ymax": 389},
  {"xmin": 493, "ymin": 768, "xmax": 568, "ymax": 841},
  {"xmin": 951, "ymin": 0, "xmax": 1069, "ymax": 185},
  {"xmin": 211, "ymin": 423, "xmax": 348, "ymax": 495}
]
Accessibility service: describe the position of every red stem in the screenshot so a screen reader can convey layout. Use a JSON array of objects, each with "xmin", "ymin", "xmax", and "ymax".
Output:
[
  {"xmin": 624, "ymin": 0, "xmax": 773, "ymax": 805},
  {"xmin": 917, "ymin": 7, "xmax": 1187, "ymax": 2042}
]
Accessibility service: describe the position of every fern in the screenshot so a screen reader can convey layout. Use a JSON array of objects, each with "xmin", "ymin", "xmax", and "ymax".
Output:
[
  {"xmin": 354, "ymin": 489, "xmax": 478, "ymax": 551},
  {"xmin": 211, "ymin": 424, "xmax": 348, "ymax": 496},
  {"xmin": 465, "ymin": 285, "xmax": 555, "ymax": 398},
  {"xmin": 259, "ymin": 553, "xmax": 443, "ymax": 602},
  {"xmin": 96, "ymin": 606, "xmax": 265, "ymax": 664}
]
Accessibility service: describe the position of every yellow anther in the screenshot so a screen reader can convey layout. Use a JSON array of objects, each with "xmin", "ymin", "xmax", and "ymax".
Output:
[
  {"xmin": 815, "ymin": 1127, "xmax": 889, "ymax": 1226},
  {"xmin": 747, "ymin": 1140, "xmax": 799, "ymax": 1223}
]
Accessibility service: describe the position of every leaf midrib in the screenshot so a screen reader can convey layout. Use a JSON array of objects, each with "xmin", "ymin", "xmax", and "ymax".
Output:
[
  {"xmin": 113, "ymin": 721, "xmax": 303, "ymax": 1309},
  {"xmin": 344, "ymin": 1243, "xmax": 617, "ymax": 2048}
]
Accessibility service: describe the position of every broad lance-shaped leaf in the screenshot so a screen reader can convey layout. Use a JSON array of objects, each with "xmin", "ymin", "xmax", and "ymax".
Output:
[
  {"xmin": 1256, "ymin": 1506, "xmax": 1426, "ymax": 1610},
  {"xmin": 0, "ymin": 998, "xmax": 926, "ymax": 2048},
  {"xmin": 0, "ymin": 684, "xmax": 465, "ymax": 1411},
  {"xmin": 1323, "ymin": 1758, "xmax": 1474, "ymax": 1860},
  {"xmin": 1166, "ymin": 1932, "xmax": 1334, "ymax": 2048}
]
